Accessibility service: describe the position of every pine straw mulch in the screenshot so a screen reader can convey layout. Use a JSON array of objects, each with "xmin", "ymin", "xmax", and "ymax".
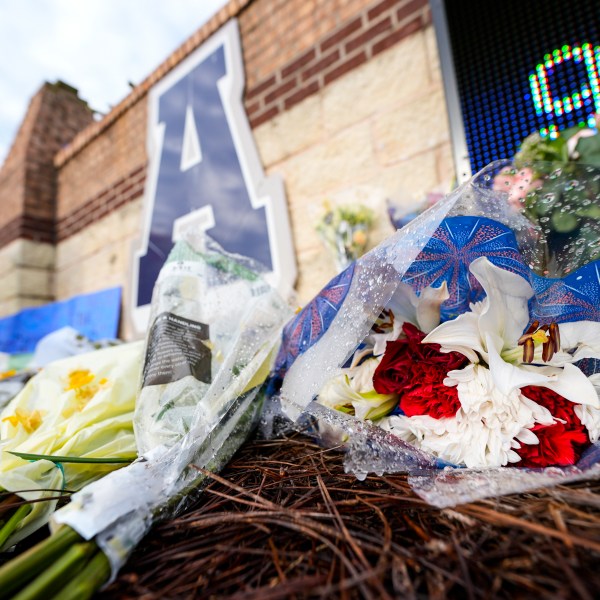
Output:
[{"xmin": 101, "ymin": 432, "xmax": 600, "ymax": 600}]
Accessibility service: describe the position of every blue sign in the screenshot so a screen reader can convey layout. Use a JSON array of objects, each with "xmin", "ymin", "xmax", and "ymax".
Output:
[
  {"xmin": 131, "ymin": 20, "xmax": 296, "ymax": 332},
  {"xmin": 0, "ymin": 287, "xmax": 122, "ymax": 354}
]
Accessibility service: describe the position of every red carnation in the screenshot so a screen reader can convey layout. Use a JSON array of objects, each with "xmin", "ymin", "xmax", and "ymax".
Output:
[
  {"xmin": 373, "ymin": 323, "xmax": 468, "ymax": 419},
  {"xmin": 400, "ymin": 381, "xmax": 462, "ymax": 419},
  {"xmin": 515, "ymin": 386, "xmax": 591, "ymax": 468}
]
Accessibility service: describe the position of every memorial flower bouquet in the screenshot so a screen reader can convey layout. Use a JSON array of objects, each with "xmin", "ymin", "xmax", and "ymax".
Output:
[
  {"xmin": 0, "ymin": 233, "xmax": 290, "ymax": 598},
  {"xmin": 0, "ymin": 342, "xmax": 142, "ymax": 550},
  {"xmin": 271, "ymin": 160, "xmax": 600, "ymax": 506},
  {"xmin": 316, "ymin": 201, "xmax": 375, "ymax": 270},
  {"xmin": 318, "ymin": 255, "xmax": 599, "ymax": 469}
]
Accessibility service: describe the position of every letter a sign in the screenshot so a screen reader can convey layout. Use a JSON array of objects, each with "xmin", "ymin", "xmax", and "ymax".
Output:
[{"xmin": 131, "ymin": 20, "xmax": 296, "ymax": 332}]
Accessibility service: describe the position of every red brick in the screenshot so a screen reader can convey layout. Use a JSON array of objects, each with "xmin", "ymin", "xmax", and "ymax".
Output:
[
  {"xmin": 324, "ymin": 50, "xmax": 368, "ymax": 85},
  {"xmin": 264, "ymin": 78, "xmax": 297, "ymax": 104},
  {"xmin": 345, "ymin": 16, "xmax": 392, "ymax": 54},
  {"xmin": 301, "ymin": 50, "xmax": 340, "ymax": 81},
  {"xmin": 372, "ymin": 15, "xmax": 422, "ymax": 56},
  {"xmin": 245, "ymin": 100, "xmax": 261, "ymax": 117},
  {"xmin": 281, "ymin": 48, "xmax": 316, "ymax": 79},
  {"xmin": 367, "ymin": 0, "xmax": 398, "ymax": 21},
  {"xmin": 245, "ymin": 75, "xmax": 277, "ymax": 100},
  {"xmin": 249, "ymin": 105, "xmax": 280, "ymax": 128},
  {"xmin": 320, "ymin": 17, "xmax": 363, "ymax": 52},
  {"xmin": 397, "ymin": 0, "xmax": 427, "ymax": 24},
  {"xmin": 284, "ymin": 80, "xmax": 320, "ymax": 110}
]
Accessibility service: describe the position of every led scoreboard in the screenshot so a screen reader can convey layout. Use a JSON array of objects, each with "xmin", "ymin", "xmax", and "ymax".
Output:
[{"xmin": 431, "ymin": 0, "xmax": 600, "ymax": 180}]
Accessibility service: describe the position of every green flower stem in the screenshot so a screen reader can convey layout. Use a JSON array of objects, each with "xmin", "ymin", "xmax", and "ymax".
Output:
[
  {"xmin": 49, "ymin": 548, "xmax": 110, "ymax": 600},
  {"xmin": 0, "ymin": 385, "xmax": 265, "ymax": 598},
  {"xmin": 0, "ymin": 526, "xmax": 82, "ymax": 599},
  {"xmin": 12, "ymin": 542, "xmax": 96, "ymax": 600},
  {"xmin": 7, "ymin": 451, "xmax": 136, "ymax": 464},
  {"xmin": 0, "ymin": 503, "xmax": 32, "ymax": 548}
]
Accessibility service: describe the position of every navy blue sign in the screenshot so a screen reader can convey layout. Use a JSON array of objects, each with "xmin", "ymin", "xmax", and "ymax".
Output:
[{"xmin": 132, "ymin": 20, "xmax": 296, "ymax": 331}]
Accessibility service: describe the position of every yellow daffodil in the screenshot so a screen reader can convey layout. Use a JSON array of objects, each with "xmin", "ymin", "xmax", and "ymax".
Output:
[{"xmin": 2, "ymin": 408, "xmax": 44, "ymax": 433}]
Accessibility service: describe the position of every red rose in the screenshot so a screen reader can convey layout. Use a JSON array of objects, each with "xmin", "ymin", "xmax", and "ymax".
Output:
[
  {"xmin": 515, "ymin": 386, "xmax": 591, "ymax": 468},
  {"xmin": 373, "ymin": 323, "xmax": 468, "ymax": 419}
]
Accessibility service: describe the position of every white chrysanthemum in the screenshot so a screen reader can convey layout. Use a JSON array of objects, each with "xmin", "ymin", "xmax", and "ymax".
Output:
[
  {"xmin": 575, "ymin": 373, "xmax": 600, "ymax": 442},
  {"xmin": 380, "ymin": 364, "xmax": 555, "ymax": 468}
]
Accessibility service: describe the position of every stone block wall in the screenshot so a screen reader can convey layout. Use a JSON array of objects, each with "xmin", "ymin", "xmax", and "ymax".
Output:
[{"xmin": 0, "ymin": 0, "xmax": 454, "ymax": 338}]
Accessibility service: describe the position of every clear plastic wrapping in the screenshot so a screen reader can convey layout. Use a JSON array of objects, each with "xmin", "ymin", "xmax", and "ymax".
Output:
[{"xmin": 52, "ymin": 232, "xmax": 292, "ymax": 579}]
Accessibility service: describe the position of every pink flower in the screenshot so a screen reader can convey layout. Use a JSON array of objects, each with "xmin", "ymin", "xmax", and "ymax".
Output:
[{"xmin": 493, "ymin": 167, "xmax": 542, "ymax": 210}]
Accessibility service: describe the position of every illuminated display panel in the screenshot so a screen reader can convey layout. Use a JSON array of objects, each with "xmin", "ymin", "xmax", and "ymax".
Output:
[{"xmin": 444, "ymin": 0, "xmax": 600, "ymax": 173}]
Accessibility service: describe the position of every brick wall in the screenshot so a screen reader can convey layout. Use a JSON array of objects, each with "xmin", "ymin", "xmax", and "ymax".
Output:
[
  {"xmin": 242, "ymin": 0, "xmax": 430, "ymax": 127},
  {"xmin": 56, "ymin": 166, "xmax": 146, "ymax": 242},
  {"xmin": 0, "ymin": 82, "xmax": 93, "ymax": 314},
  {"xmin": 54, "ymin": 0, "xmax": 430, "ymax": 167},
  {"xmin": 52, "ymin": 0, "xmax": 439, "ymax": 249},
  {"xmin": 0, "ymin": 82, "xmax": 93, "ymax": 244},
  {"xmin": 55, "ymin": 102, "xmax": 147, "ymax": 223},
  {"xmin": 1, "ymin": 0, "xmax": 453, "ymax": 336}
]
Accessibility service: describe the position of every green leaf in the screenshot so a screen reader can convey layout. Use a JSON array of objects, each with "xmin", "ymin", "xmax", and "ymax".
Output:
[
  {"xmin": 0, "ymin": 504, "xmax": 32, "ymax": 549},
  {"xmin": 155, "ymin": 399, "xmax": 175, "ymax": 421},
  {"xmin": 551, "ymin": 209, "xmax": 579, "ymax": 233},
  {"xmin": 560, "ymin": 124, "xmax": 586, "ymax": 142},
  {"xmin": 7, "ymin": 452, "xmax": 136, "ymax": 464},
  {"xmin": 575, "ymin": 204, "xmax": 600, "ymax": 219},
  {"xmin": 575, "ymin": 135, "xmax": 600, "ymax": 166},
  {"xmin": 526, "ymin": 189, "xmax": 556, "ymax": 216}
]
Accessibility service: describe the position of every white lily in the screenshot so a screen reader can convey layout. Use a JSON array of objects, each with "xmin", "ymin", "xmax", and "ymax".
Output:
[
  {"xmin": 368, "ymin": 281, "xmax": 449, "ymax": 355},
  {"xmin": 548, "ymin": 321, "xmax": 600, "ymax": 365},
  {"xmin": 317, "ymin": 356, "xmax": 397, "ymax": 421},
  {"xmin": 423, "ymin": 257, "xmax": 600, "ymax": 409}
]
